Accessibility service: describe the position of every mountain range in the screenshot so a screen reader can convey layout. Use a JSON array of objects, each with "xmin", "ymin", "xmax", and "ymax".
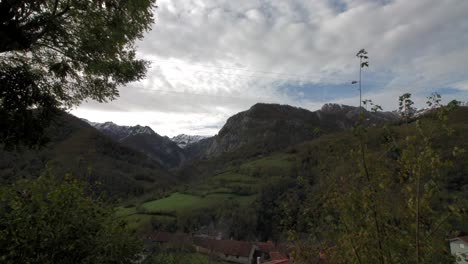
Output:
[
  {"xmin": 83, "ymin": 120, "xmax": 187, "ymax": 169},
  {"xmin": 86, "ymin": 103, "xmax": 399, "ymax": 163},
  {"xmin": 0, "ymin": 102, "xmax": 423, "ymax": 199},
  {"xmin": 184, "ymin": 103, "xmax": 398, "ymax": 159},
  {"xmin": 0, "ymin": 114, "xmax": 174, "ymax": 199}
]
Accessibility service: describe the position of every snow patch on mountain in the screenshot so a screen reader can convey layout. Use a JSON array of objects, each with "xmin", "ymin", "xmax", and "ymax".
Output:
[
  {"xmin": 171, "ymin": 134, "xmax": 207, "ymax": 148},
  {"xmin": 82, "ymin": 119, "xmax": 155, "ymax": 141}
]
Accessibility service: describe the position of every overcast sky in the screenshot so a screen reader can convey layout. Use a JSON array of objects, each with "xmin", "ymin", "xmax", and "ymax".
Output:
[{"xmin": 72, "ymin": 0, "xmax": 468, "ymax": 137}]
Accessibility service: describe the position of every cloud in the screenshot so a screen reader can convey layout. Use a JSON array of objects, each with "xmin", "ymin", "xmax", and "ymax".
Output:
[
  {"xmin": 72, "ymin": 0, "xmax": 468, "ymax": 136},
  {"xmin": 453, "ymin": 80, "xmax": 468, "ymax": 91}
]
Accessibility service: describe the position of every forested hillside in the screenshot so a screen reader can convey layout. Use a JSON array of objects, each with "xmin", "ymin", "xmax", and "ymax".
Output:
[
  {"xmin": 0, "ymin": 113, "xmax": 174, "ymax": 199},
  {"xmin": 120, "ymin": 105, "xmax": 468, "ymax": 257}
]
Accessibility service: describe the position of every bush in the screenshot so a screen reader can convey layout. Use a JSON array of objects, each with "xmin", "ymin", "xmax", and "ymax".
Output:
[{"xmin": 0, "ymin": 174, "xmax": 142, "ymax": 264}]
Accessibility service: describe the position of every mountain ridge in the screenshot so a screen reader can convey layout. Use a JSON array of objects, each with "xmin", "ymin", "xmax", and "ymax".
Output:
[
  {"xmin": 85, "ymin": 120, "xmax": 186, "ymax": 168},
  {"xmin": 1, "ymin": 113, "xmax": 174, "ymax": 199},
  {"xmin": 171, "ymin": 134, "xmax": 207, "ymax": 148},
  {"xmin": 185, "ymin": 103, "xmax": 399, "ymax": 159}
]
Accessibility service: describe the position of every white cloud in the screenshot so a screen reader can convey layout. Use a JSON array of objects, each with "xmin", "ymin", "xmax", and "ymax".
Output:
[
  {"xmin": 453, "ymin": 80, "xmax": 468, "ymax": 91},
  {"xmin": 72, "ymin": 0, "xmax": 468, "ymax": 136}
]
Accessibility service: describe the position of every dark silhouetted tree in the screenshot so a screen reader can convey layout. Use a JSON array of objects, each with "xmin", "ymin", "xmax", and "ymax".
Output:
[{"xmin": 0, "ymin": 0, "xmax": 157, "ymax": 148}]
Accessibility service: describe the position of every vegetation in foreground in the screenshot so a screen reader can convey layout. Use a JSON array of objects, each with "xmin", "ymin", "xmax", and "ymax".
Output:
[
  {"xmin": 0, "ymin": 173, "xmax": 141, "ymax": 264},
  {"xmin": 1, "ymin": 3, "xmax": 466, "ymax": 261},
  {"xmin": 129, "ymin": 100, "xmax": 467, "ymax": 263}
]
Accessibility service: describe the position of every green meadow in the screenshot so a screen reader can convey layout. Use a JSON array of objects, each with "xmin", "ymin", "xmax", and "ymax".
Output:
[{"xmin": 116, "ymin": 192, "xmax": 256, "ymax": 231}]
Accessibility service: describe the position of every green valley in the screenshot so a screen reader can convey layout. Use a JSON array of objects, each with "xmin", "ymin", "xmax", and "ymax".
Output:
[{"xmin": 2, "ymin": 1, "xmax": 467, "ymax": 263}]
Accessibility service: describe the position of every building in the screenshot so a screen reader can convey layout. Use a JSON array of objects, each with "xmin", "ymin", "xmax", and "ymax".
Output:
[
  {"xmin": 261, "ymin": 251, "xmax": 290, "ymax": 264},
  {"xmin": 449, "ymin": 236, "xmax": 468, "ymax": 264},
  {"xmin": 253, "ymin": 241, "xmax": 290, "ymax": 264}
]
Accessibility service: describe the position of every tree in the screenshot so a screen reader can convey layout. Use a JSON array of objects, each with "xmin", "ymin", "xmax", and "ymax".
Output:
[
  {"xmin": 0, "ymin": 0, "xmax": 157, "ymax": 148},
  {"xmin": 298, "ymin": 95, "xmax": 464, "ymax": 263},
  {"xmin": 0, "ymin": 173, "xmax": 142, "ymax": 264},
  {"xmin": 362, "ymin": 99, "xmax": 383, "ymax": 112},
  {"xmin": 399, "ymin": 93, "xmax": 415, "ymax": 124},
  {"xmin": 356, "ymin": 49, "xmax": 369, "ymax": 108}
]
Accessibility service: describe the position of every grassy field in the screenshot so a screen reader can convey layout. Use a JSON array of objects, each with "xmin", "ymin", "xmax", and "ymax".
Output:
[
  {"xmin": 116, "ymin": 143, "xmax": 309, "ymax": 232},
  {"xmin": 141, "ymin": 192, "xmax": 255, "ymax": 213},
  {"xmin": 238, "ymin": 153, "xmax": 296, "ymax": 176},
  {"xmin": 116, "ymin": 147, "xmax": 300, "ymax": 231},
  {"xmin": 185, "ymin": 153, "xmax": 296, "ymax": 197},
  {"xmin": 116, "ymin": 192, "xmax": 256, "ymax": 231},
  {"xmin": 116, "ymin": 152, "xmax": 296, "ymax": 231}
]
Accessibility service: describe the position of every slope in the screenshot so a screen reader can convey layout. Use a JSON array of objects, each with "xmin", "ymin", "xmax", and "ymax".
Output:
[
  {"xmin": 185, "ymin": 103, "xmax": 398, "ymax": 159},
  {"xmin": 0, "ymin": 113, "xmax": 175, "ymax": 199},
  {"xmin": 88, "ymin": 121, "xmax": 186, "ymax": 168}
]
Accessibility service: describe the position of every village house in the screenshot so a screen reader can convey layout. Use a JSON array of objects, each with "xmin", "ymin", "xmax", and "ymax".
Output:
[
  {"xmin": 449, "ymin": 236, "xmax": 468, "ymax": 264},
  {"xmin": 193, "ymin": 236, "xmax": 296, "ymax": 264},
  {"xmin": 145, "ymin": 231, "xmax": 338, "ymax": 264},
  {"xmin": 260, "ymin": 251, "xmax": 290, "ymax": 264},
  {"xmin": 254, "ymin": 241, "xmax": 289, "ymax": 263}
]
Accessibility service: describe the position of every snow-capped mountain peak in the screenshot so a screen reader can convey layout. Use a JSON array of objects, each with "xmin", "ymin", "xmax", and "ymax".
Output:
[
  {"xmin": 171, "ymin": 134, "xmax": 207, "ymax": 148},
  {"xmin": 82, "ymin": 119, "xmax": 155, "ymax": 141}
]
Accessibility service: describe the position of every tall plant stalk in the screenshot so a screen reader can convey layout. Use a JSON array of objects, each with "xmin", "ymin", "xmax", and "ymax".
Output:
[{"xmin": 356, "ymin": 49, "xmax": 369, "ymax": 109}]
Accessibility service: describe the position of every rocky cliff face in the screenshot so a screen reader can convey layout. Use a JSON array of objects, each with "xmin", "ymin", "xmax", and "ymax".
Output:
[{"xmin": 186, "ymin": 103, "xmax": 398, "ymax": 159}]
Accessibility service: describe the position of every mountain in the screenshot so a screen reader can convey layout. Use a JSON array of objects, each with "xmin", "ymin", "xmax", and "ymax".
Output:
[
  {"xmin": 171, "ymin": 134, "xmax": 207, "ymax": 148},
  {"xmin": 86, "ymin": 121, "xmax": 186, "ymax": 168},
  {"xmin": 120, "ymin": 133, "xmax": 186, "ymax": 168},
  {"xmin": 185, "ymin": 103, "xmax": 398, "ymax": 159},
  {"xmin": 177, "ymin": 106, "xmax": 468, "ymax": 240},
  {"xmin": 0, "ymin": 113, "xmax": 175, "ymax": 199},
  {"xmin": 82, "ymin": 120, "xmax": 154, "ymax": 141}
]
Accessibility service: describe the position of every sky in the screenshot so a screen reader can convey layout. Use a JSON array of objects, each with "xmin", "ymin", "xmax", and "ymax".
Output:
[{"xmin": 71, "ymin": 0, "xmax": 468, "ymax": 137}]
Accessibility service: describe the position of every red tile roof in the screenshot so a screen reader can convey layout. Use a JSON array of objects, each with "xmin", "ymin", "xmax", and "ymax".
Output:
[
  {"xmin": 263, "ymin": 259, "xmax": 290, "ymax": 264},
  {"xmin": 269, "ymin": 251, "xmax": 288, "ymax": 261},
  {"xmin": 450, "ymin": 236, "xmax": 468, "ymax": 243},
  {"xmin": 194, "ymin": 237, "xmax": 253, "ymax": 257},
  {"xmin": 258, "ymin": 241, "xmax": 276, "ymax": 253}
]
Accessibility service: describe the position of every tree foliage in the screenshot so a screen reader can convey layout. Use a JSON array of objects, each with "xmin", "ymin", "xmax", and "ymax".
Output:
[
  {"xmin": 398, "ymin": 93, "xmax": 415, "ymax": 124},
  {"xmin": 0, "ymin": 172, "xmax": 142, "ymax": 264},
  {"xmin": 0, "ymin": 0, "xmax": 157, "ymax": 147},
  {"xmin": 293, "ymin": 96, "xmax": 466, "ymax": 264}
]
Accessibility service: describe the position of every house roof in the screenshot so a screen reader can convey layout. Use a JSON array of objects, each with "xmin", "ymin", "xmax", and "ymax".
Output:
[
  {"xmin": 269, "ymin": 251, "xmax": 288, "ymax": 260},
  {"xmin": 194, "ymin": 237, "xmax": 253, "ymax": 257},
  {"xmin": 258, "ymin": 241, "xmax": 276, "ymax": 253},
  {"xmin": 263, "ymin": 259, "xmax": 290, "ymax": 264},
  {"xmin": 450, "ymin": 236, "xmax": 468, "ymax": 243}
]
